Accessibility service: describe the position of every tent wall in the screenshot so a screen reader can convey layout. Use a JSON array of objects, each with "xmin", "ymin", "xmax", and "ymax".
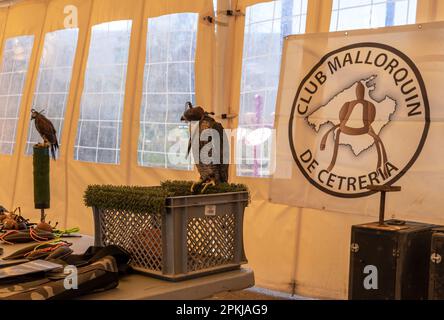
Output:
[
  {"xmin": 226, "ymin": 0, "xmax": 444, "ymax": 299},
  {"xmin": 0, "ymin": 0, "xmax": 442, "ymax": 299}
]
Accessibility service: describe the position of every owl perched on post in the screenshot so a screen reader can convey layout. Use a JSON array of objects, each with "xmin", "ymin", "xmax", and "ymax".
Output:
[
  {"xmin": 31, "ymin": 109, "xmax": 59, "ymax": 160},
  {"xmin": 181, "ymin": 102, "xmax": 229, "ymax": 193}
]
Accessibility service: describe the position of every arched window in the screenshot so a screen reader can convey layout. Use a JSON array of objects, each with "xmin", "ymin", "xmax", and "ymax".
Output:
[
  {"xmin": 0, "ymin": 35, "xmax": 34, "ymax": 155},
  {"xmin": 138, "ymin": 13, "xmax": 198, "ymax": 170},
  {"xmin": 330, "ymin": 0, "xmax": 417, "ymax": 31},
  {"xmin": 26, "ymin": 28, "xmax": 79, "ymax": 156},
  {"xmin": 237, "ymin": 0, "xmax": 308, "ymax": 177},
  {"xmin": 74, "ymin": 20, "xmax": 132, "ymax": 164}
]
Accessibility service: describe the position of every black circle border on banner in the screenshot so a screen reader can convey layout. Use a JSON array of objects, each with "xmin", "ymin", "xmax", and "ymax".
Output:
[{"xmin": 288, "ymin": 42, "xmax": 430, "ymax": 198}]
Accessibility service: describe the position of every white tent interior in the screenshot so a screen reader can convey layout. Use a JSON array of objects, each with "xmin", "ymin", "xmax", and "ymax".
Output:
[{"xmin": 0, "ymin": 0, "xmax": 442, "ymax": 299}]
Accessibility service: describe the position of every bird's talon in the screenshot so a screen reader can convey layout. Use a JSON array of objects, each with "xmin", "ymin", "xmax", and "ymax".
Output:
[{"xmin": 200, "ymin": 180, "xmax": 216, "ymax": 194}]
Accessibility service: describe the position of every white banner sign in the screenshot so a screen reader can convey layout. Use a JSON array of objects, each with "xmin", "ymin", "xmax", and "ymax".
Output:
[{"xmin": 270, "ymin": 22, "xmax": 444, "ymax": 219}]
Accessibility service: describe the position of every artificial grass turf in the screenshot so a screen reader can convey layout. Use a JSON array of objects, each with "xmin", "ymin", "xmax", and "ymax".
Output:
[{"xmin": 84, "ymin": 180, "xmax": 249, "ymax": 213}]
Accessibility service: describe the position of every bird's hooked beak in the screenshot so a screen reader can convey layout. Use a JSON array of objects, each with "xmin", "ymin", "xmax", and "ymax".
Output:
[
  {"xmin": 181, "ymin": 101, "xmax": 194, "ymax": 122},
  {"xmin": 187, "ymin": 124, "xmax": 193, "ymax": 158}
]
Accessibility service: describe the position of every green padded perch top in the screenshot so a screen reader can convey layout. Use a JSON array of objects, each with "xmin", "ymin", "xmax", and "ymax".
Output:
[{"xmin": 33, "ymin": 145, "xmax": 50, "ymax": 209}]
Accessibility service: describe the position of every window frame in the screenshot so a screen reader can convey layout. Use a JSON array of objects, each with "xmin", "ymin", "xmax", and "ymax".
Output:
[
  {"xmin": 234, "ymin": 0, "xmax": 309, "ymax": 179},
  {"xmin": 137, "ymin": 12, "xmax": 199, "ymax": 171},
  {"xmin": 0, "ymin": 35, "xmax": 35, "ymax": 156},
  {"xmin": 329, "ymin": 0, "xmax": 418, "ymax": 32},
  {"xmin": 73, "ymin": 19, "xmax": 133, "ymax": 165},
  {"xmin": 24, "ymin": 28, "xmax": 80, "ymax": 157}
]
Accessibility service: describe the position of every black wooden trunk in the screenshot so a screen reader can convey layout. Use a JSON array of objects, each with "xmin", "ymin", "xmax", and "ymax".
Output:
[
  {"xmin": 428, "ymin": 228, "xmax": 444, "ymax": 299},
  {"xmin": 348, "ymin": 220, "xmax": 435, "ymax": 300}
]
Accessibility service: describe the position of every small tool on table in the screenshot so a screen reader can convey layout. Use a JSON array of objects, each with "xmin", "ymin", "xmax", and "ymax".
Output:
[{"xmin": 366, "ymin": 185, "xmax": 401, "ymax": 226}]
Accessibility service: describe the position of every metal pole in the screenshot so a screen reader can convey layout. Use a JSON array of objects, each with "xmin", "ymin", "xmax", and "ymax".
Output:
[
  {"xmin": 379, "ymin": 191, "xmax": 386, "ymax": 225},
  {"xmin": 385, "ymin": 0, "xmax": 396, "ymax": 27},
  {"xmin": 253, "ymin": 94, "xmax": 263, "ymax": 176}
]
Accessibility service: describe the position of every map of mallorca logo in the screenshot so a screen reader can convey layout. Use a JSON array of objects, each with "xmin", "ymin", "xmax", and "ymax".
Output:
[{"xmin": 289, "ymin": 43, "xmax": 430, "ymax": 198}]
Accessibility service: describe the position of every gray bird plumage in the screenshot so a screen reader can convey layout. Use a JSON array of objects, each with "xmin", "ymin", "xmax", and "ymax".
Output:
[
  {"xmin": 181, "ymin": 102, "xmax": 229, "ymax": 193},
  {"xmin": 31, "ymin": 109, "xmax": 59, "ymax": 160}
]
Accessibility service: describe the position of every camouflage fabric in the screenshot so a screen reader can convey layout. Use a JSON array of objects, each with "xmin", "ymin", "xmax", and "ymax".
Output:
[{"xmin": 0, "ymin": 256, "xmax": 118, "ymax": 300}]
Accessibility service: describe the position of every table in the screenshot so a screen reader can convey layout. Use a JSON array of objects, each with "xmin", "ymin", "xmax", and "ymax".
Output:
[{"xmin": 0, "ymin": 235, "xmax": 255, "ymax": 300}]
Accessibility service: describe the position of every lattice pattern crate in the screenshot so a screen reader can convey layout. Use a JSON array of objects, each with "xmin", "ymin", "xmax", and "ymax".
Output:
[{"xmin": 92, "ymin": 191, "xmax": 249, "ymax": 281}]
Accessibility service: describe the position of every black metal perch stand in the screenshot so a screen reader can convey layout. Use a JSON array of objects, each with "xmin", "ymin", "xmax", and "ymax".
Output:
[{"xmin": 366, "ymin": 185, "xmax": 401, "ymax": 225}]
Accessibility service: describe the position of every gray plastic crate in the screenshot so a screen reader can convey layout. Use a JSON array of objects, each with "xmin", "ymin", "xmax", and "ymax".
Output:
[{"xmin": 92, "ymin": 191, "xmax": 249, "ymax": 281}]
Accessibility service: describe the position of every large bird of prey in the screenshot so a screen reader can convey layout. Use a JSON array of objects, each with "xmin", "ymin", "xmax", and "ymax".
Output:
[
  {"xmin": 31, "ymin": 109, "xmax": 59, "ymax": 160},
  {"xmin": 181, "ymin": 102, "xmax": 229, "ymax": 193}
]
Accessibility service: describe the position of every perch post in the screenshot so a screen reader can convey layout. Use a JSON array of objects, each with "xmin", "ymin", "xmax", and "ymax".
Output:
[
  {"xmin": 379, "ymin": 190, "xmax": 386, "ymax": 225},
  {"xmin": 366, "ymin": 185, "xmax": 401, "ymax": 225},
  {"xmin": 33, "ymin": 145, "xmax": 50, "ymax": 222}
]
